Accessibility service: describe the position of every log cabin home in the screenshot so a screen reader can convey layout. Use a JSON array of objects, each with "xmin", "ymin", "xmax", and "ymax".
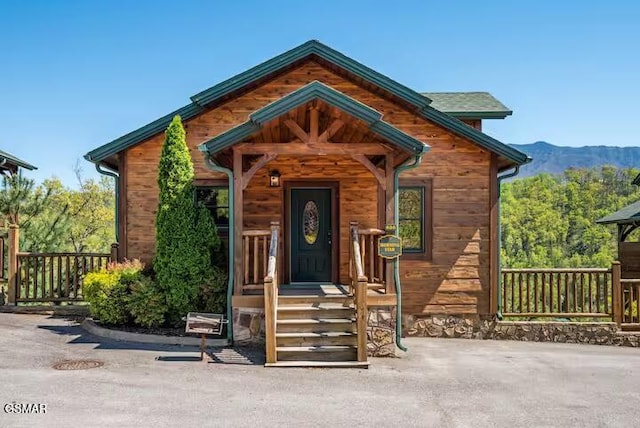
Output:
[{"xmin": 85, "ymin": 40, "xmax": 530, "ymax": 367}]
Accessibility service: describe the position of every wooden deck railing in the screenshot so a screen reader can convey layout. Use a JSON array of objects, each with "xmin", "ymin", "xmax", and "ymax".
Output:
[
  {"xmin": 0, "ymin": 235, "xmax": 6, "ymax": 280},
  {"xmin": 264, "ymin": 221, "xmax": 280, "ymax": 364},
  {"xmin": 15, "ymin": 252, "xmax": 111, "ymax": 303},
  {"xmin": 357, "ymin": 227, "xmax": 386, "ymax": 292},
  {"xmin": 242, "ymin": 229, "xmax": 273, "ymax": 292},
  {"xmin": 350, "ymin": 222, "xmax": 369, "ymax": 363},
  {"xmin": 501, "ymin": 266, "xmax": 615, "ymax": 318},
  {"xmin": 621, "ymin": 279, "xmax": 640, "ymax": 326}
]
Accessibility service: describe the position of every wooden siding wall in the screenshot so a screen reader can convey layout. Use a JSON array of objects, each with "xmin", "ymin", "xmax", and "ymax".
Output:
[
  {"xmin": 123, "ymin": 60, "xmax": 492, "ymax": 316},
  {"xmin": 619, "ymin": 241, "xmax": 640, "ymax": 279}
]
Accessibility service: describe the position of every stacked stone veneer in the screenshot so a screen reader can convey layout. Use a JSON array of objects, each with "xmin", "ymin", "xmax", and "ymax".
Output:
[
  {"xmin": 404, "ymin": 315, "xmax": 640, "ymax": 347},
  {"xmin": 367, "ymin": 307, "xmax": 397, "ymax": 357}
]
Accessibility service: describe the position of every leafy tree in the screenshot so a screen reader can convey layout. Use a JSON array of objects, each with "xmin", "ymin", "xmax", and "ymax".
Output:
[
  {"xmin": 501, "ymin": 166, "xmax": 640, "ymax": 268},
  {"xmin": 0, "ymin": 171, "xmax": 69, "ymax": 251},
  {"xmin": 154, "ymin": 115, "xmax": 220, "ymax": 324}
]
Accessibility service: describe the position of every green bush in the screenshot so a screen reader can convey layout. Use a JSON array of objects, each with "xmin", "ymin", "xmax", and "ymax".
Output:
[
  {"xmin": 154, "ymin": 116, "xmax": 221, "ymax": 325},
  {"xmin": 83, "ymin": 260, "xmax": 144, "ymax": 325},
  {"xmin": 197, "ymin": 266, "xmax": 227, "ymax": 314},
  {"xmin": 83, "ymin": 271, "xmax": 128, "ymax": 325},
  {"xmin": 127, "ymin": 276, "xmax": 167, "ymax": 328}
]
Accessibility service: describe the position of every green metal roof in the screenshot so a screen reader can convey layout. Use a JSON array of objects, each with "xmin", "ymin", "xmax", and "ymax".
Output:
[
  {"xmin": 85, "ymin": 40, "xmax": 530, "ymax": 167},
  {"xmin": 199, "ymin": 81, "xmax": 429, "ymax": 156},
  {"xmin": 0, "ymin": 149, "xmax": 37, "ymax": 170},
  {"xmin": 596, "ymin": 200, "xmax": 640, "ymax": 224},
  {"xmin": 422, "ymin": 92, "xmax": 513, "ymax": 119}
]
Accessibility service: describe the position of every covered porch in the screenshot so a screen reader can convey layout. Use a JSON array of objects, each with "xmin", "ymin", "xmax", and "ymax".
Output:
[{"xmin": 198, "ymin": 81, "xmax": 428, "ymax": 366}]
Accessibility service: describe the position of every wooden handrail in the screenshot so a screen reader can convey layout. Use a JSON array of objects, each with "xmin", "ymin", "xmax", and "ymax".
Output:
[
  {"xmin": 502, "ymin": 268, "xmax": 610, "ymax": 273},
  {"xmin": 17, "ymin": 251, "xmax": 111, "ymax": 257},
  {"xmin": 242, "ymin": 230, "xmax": 271, "ymax": 237},
  {"xmin": 350, "ymin": 223, "xmax": 367, "ymax": 282},
  {"xmin": 264, "ymin": 221, "xmax": 279, "ymax": 365},
  {"xmin": 350, "ymin": 221, "xmax": 368, "ymax": 363}
]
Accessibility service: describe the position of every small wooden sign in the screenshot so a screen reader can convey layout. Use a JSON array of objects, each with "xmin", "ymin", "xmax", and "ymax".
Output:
[{"xmin": 378, "ymin": 234, "xmax": 402, "ymax": 259}]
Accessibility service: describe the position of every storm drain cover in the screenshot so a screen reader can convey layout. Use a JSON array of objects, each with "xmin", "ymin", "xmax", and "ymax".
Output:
[{"xmin": 52, "ymin": 360, "xmax": 104, "ymax": 370}]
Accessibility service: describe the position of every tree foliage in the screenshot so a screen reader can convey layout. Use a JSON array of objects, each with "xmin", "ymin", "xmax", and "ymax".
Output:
[
  {"xmin": 501, "ymin": 166, "xmax": 640, "ymax": 268},
  {"xmin": 0, "ymin": 168, "xmax": 115, "ymax": 252},
  {"xmin": 154, "ymin": 116, "xmax": 220, "ymax": 324}
]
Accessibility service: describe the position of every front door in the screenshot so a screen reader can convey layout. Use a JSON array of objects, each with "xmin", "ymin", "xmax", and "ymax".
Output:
[{"xmin": 290, "ymin": 188, "xmax": 332, "ymax": 283}]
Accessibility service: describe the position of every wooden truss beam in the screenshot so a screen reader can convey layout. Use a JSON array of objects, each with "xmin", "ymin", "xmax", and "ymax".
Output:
[
  {"xmin": 318, "ymin": 120, "xmax": 344, "ymax": 144},
  {"xmin": 242, "ymin": 153, "xmax": 277, "ymax": 190},
  {"xmin": 351, "ymin": 154, "xmax": 386, "ymax": 190},
  {"xmin": 236, "ymin": 141, "xmax": 390, "ymax": 155}
]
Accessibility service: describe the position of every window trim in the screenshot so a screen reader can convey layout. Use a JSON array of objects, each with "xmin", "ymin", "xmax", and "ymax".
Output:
[{"xmin": 398, "ymin": 178, "xmax": 432, "ymax": 261}]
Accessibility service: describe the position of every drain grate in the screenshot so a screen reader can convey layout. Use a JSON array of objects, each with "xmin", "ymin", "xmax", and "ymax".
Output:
[{"xmin": 52, "ymin": 360, "xmax": 104, "ymax": 370}]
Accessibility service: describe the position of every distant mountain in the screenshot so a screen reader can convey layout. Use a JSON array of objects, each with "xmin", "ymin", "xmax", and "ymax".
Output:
[{"xmin": 510, "ymin": 141, "xmax": 640, "ymax": 177}]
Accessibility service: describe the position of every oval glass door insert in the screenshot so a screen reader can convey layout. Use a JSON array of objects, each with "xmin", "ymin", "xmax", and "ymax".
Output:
[{"xmin": 303, "ymin": 201, "xmax": 319, "ymax": 244}]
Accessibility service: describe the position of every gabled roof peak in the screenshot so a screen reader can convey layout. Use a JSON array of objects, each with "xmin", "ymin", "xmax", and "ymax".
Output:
[{"xmin": 198, "ymin": 80, "xmax": 429, "ymax": 156}]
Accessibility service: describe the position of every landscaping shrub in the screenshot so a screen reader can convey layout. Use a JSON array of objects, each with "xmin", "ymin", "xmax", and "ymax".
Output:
[
  {"xmin": 197, "ymin": 266, "xmax": 227, "ymax": 314},
  {"xmin": 127, "ymin": 276, "xmax": 167, "ymax": 328},
  {"xmin": 83, "ymin": 259, "xmax": 144, "ymax": 325},
  {"xmin": 154, "ymin": 115, "xmax": 222, "ymax": 325}
]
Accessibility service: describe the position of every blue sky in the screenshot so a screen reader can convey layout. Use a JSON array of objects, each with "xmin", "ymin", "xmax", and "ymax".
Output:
[{"xmin": 1, "ymin": 0, "xmax": 639, "ymax": 184}]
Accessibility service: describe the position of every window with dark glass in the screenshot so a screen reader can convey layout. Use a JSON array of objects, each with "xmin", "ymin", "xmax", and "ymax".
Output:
[
  {"xmin": 399, "ymin": 187, "xmax": 424, "ymax": 251},
  {"xmin": 195, "ymin": 187, "xmax": 229, "ymax": 234},
  {"xmin": 398, "ymin": 179, "xmax": 432, "ymax": 259}
]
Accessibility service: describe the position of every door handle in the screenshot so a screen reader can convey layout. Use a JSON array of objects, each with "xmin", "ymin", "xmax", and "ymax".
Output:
[{"xmin": 327, "ymin": 231, "xmax": 332, "ymax": 245}]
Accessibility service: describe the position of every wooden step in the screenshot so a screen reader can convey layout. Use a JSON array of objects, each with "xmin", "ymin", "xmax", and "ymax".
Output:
[
  {"xmin": 278, "ymin": 295, "xmax": 353, "ymax": 305},
  {"xmin": 265, "ymin": 360, "xmax": 369, "ymax": 368},
  {"xmin": 277, "ymin": 318, "xmax": 356, "ymax": 333},
  {"xmin": 276, "ymin": 345, "xmax": 358, "ymax": 362},
  {"xmin": 277, "ymin": 305, "xmax": 355, "ymax": 320},
  {"xmin": 276, "ymin": 331, "xmax": 357, "ymax": 347}
]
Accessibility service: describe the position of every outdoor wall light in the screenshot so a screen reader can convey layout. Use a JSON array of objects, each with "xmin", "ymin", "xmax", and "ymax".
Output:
[{"xmin": 269, "ymin": 169, "xmax": 281, "ymax": 187}]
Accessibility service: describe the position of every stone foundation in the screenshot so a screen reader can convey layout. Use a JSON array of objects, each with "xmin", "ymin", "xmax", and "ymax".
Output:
[
  {"xmin": 233, "ymin": 307, "xmax": 265, "ymax": 345},
  {"xmin": 404, "ymin": 315, "xmax": 640, "ymax": 347},
  {"xmin": 367, "ymin": 306, "xmax": 397, "ymax": 357}
]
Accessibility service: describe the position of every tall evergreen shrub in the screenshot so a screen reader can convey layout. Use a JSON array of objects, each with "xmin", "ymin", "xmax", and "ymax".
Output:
[{"xmin": 155, "ymin": 116, "xmax": 219, "ymax": 324}]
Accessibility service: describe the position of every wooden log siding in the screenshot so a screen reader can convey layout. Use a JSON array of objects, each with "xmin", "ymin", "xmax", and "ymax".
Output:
[
  {"xmin": 123, "ymin": 59, "xmax": 493, "ymax": 316},
  {"xmin": 620, "ymin": 279, "xmax": 640, "ymax": 325},
  {"xmin": 15, "ymin": 252, "xmax": 110, "ymax": 303},
  {"xmin": 501, "ymin": 268, "xmax": 614, "ymax": 318}
]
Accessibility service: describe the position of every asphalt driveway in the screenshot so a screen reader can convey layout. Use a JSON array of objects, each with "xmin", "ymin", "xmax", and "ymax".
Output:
[{"xmin": 0, "ymin": 313, "xmax": 638, "ymax": 428}]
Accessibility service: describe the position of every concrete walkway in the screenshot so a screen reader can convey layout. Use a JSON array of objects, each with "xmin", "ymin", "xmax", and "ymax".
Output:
[{"xmin": 0, "ymin": 313, "xmax": 638, "ymax": 427}]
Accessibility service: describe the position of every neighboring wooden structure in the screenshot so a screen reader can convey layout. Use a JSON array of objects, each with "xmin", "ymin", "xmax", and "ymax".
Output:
[
  {"xmin": 85, "ymin": 41, "xmax": 530, "ymax": 362},
  {"xmin": 0, "ymin": 149, "xmax": 37, "ymax": 175},
  {"xmin": 597, "ymin": 200, "xmax": 640, "ymax": 278}
]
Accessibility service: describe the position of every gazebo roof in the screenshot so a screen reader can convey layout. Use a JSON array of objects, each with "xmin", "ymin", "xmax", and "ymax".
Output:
[{"xmin": 596, "ymin": 200, "xmax": 640, "ymax": 225}]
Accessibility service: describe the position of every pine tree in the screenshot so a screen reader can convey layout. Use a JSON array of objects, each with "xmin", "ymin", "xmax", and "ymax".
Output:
[{"xmin": 154, "ymin": 116, "xmax": 219, "ymax": 324}]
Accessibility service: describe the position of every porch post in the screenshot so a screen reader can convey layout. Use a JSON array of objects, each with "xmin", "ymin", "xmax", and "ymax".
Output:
[
  {"xmin": 384, "ymin": 153, "xmax": 396, "ymax": 294},
  {"xmin": 6, "ymin": 225, "xmax": 19, "ymax": 305},
  {"xmin": 233, "ymin": 148, "xmax": 244, "ymax": 296}
]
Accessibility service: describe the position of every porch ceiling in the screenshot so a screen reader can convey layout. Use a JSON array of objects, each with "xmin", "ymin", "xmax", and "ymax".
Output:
[{"xmin": 198, "ymin": 81, "xmax": 429, "ymax": 162}]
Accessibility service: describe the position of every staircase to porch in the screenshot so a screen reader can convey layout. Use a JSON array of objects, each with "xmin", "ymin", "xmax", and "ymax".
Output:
[
  {"xmin": 245, "ymin": 222, "xmax": 390, "ymax": 368},
  {"xmin": 267, "ymin": 291, "xmax": 368, "ymax": 368}
]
